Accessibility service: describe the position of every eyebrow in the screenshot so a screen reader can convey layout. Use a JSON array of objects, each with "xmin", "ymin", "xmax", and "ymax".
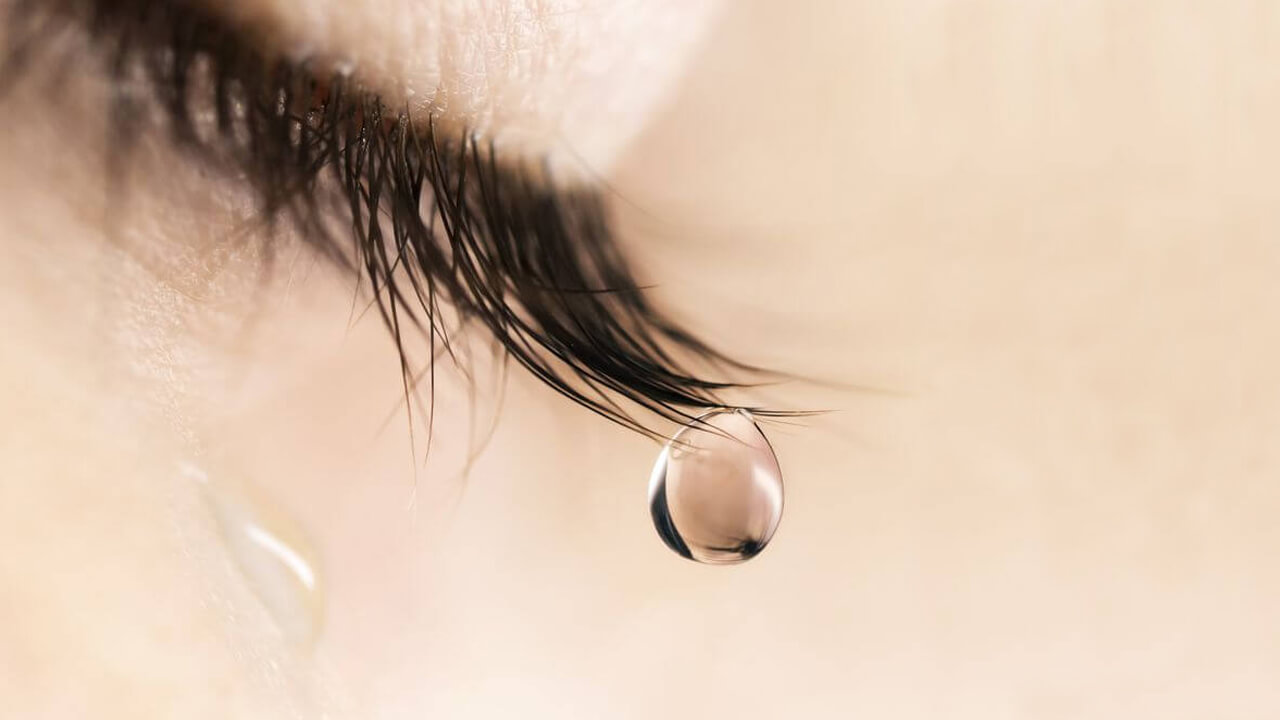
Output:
[{"xmin": 2, "ymin": 0, "xmax": 777, "ymax": 440}]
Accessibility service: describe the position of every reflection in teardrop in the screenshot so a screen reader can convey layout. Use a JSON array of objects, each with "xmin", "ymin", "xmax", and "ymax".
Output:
[
  {"xmin": 648, "ymin": 410, "xmax": 784, "ymax": 564},
  {"xmin": 182, "ymin": 463, "xmax": 325, "ymax": 647}
]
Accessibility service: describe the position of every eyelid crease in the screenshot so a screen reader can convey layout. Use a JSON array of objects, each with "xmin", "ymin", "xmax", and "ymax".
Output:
[{"xmin": 2, "ymin": 0, "xmax": 791, "ymax": 442}]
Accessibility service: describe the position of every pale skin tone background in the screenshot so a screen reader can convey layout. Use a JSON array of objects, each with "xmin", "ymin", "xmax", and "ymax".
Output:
[{"xmin": 2, "ymin": 0, "xmax": 1279, "ymax": 718}]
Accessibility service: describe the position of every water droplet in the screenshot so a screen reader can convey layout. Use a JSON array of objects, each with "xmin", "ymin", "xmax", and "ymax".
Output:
[
  {"xmin": 648, "ymin": 410, "xmax": 784, "ymax": 564},
  {"xmin": 182, "ymin": 463, "xmax": 325, "ymax": 647}
]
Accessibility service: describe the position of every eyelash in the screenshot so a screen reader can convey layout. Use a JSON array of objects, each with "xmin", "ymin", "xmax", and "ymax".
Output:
[{"xmin": 2, "ymin": 0, "xmax": 782, "ymax": 441}]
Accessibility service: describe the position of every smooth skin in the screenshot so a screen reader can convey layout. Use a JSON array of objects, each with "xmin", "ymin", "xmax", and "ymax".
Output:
[{"xmin": 1, "ymin": 1, "xmax": 1278, "ymax": 718}]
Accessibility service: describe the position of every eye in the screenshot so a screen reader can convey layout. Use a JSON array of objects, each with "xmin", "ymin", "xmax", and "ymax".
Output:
[
  {"xmin": 3, "ymin": 0, "xmax": 792, "ymax": 440},
  {"xmin": 0, "ymin": 1, "xmax": 810, "ymax": 714}
]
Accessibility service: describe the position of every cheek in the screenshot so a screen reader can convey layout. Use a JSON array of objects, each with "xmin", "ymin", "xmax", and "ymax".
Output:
[
  {"xmin": 0, "ymin": 68, "xmax": 339, "ymax": 714},
  {"xmin": 0, "ymin": 285, "xmax": 329, "ymax": 716},
  {"xmin": 0, "ymin": 461, "xmax": 320, "ymax": 716}
]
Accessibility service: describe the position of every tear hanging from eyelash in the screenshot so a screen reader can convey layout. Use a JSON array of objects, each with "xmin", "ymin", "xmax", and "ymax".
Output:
[{"xmin": 1, "ymin": 0, "xmax": 797, "ymax": 443}]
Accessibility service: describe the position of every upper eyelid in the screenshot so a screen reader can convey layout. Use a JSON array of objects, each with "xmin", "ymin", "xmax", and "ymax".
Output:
[{"xmin": 3, "ymin": 0, "xmax": 783, "ymax": 440}]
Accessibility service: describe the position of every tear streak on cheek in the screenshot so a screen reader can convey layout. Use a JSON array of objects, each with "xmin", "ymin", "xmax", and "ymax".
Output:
[{"xmin": 182, "ymin": 461, "xmax": 326, "ymax": 649}]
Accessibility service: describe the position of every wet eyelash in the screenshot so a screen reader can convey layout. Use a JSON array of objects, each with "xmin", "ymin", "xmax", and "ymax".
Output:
[{"xmin": 2, "ymin": 0, "xmax": 784, "ymax": 441}]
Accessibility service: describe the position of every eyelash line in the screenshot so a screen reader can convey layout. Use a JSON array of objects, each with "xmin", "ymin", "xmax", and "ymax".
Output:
[{"xmin": 2, "ymin": 0, "xmax": 789, "ymax": 443}]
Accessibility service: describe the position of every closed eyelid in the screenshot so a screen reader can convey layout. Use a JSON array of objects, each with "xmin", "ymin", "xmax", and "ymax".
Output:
[
  {"xmin": 186, "ymin": 0, "xmax": 725, "ymax": 173},
  {"xmin": 2, "ymin": 0, "xmax": 783, "ymax": 440}
]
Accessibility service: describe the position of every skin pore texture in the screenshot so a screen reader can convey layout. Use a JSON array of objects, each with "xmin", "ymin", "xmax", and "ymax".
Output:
[
  {"xmin": 2, "ymin": 1, "xmax": 1280, "ymax": 718},
  {"xmin": 215, "ymin": 0, "xmax": 723, "ymax": 174}
]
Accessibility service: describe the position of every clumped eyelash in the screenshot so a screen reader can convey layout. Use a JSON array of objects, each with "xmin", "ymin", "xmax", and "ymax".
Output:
[{"xmin": 2, "ymin": 0, "xmax": 785, "ymax": 442}]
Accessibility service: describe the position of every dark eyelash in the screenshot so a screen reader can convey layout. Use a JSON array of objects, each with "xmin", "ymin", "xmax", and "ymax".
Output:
[{"xmin": 2, "ymin": 0, "xmax": 787, "ymax": 442}]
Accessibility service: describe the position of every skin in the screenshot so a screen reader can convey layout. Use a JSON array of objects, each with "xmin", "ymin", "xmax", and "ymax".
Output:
[
  {"xmin": 219, "ymin": 0, "xmax": 723, "ymax": 174},
  {"xmin": 2, "ymin": 0, "xmax": 1279, "ymax": 717}
]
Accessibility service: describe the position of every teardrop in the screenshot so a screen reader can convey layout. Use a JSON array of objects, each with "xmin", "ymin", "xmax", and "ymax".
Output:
[{"xmin": 648, "ymin": 410, "xmax": 784, "ymax": 564}]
